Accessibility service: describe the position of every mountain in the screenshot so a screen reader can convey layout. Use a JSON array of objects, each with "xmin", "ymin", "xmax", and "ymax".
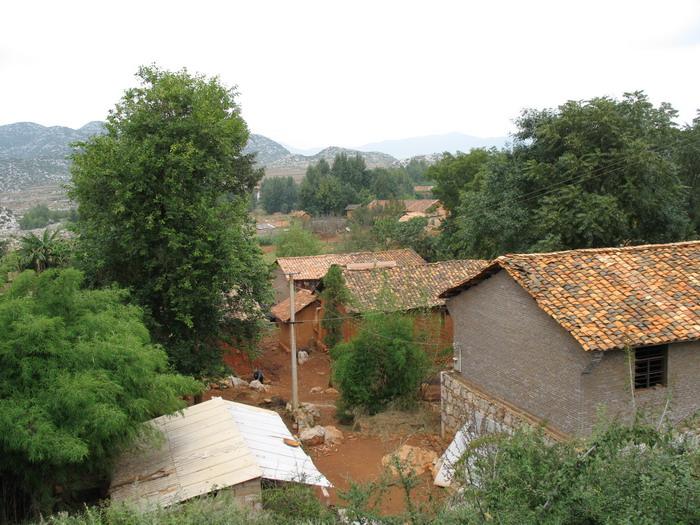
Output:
[
  {"xmin": 357, "ymin": 132, "xmax": 507, "ymax": 159},
  {"xmin": 264, "ymin": 146, "xmax": 396, "ymax": 179},
  {"xmin": 243, "ymin": 134, "xmax": 290, "ymax": 165}
]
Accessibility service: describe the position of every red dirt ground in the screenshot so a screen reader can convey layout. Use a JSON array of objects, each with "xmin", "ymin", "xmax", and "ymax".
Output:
[{"xmin": 203, "ymin": 334, "xmax": 447, "ymax": 516}]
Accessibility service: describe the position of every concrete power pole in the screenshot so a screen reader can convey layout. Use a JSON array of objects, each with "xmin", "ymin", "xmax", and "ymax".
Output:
[{"xmin": 288, "ymin": 275, "xmax": 299, "ymax": 410}]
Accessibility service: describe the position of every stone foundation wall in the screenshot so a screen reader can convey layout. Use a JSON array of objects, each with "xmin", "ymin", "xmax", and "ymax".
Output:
[{"xmin": 440, "ymin": 370, "xmax": 567, "ymax": 441}]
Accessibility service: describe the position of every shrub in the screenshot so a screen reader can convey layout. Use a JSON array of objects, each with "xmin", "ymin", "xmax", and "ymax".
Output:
[
  {"xmin": 331, "ymin": 312, "xmax": 429, "ymax": 414},
  {"xmin": 439, "ymin": 421, "xmax": 700, "ymax": 524},
  {"xmin": 274, "ymin": 222, "xmax": 322, "ymax": 257}
]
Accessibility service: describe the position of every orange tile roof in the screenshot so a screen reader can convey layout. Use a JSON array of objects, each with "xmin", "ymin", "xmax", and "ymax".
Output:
[
  {"xmin": 441, "ymin": 241, "xmax": 700, "ymax": 352},
  {"xmin": 343, "ymin": 259, "xmax": 489, "ymax": 312},
  {"xmin": 271, "ymin": 289, "xmax": 318, "ymax": 322},
  {"xmin": 276, "ymin": 249, "xmax": 426, "ymax": 281}
]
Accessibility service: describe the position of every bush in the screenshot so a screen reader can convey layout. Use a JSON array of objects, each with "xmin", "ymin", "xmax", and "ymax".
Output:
[
  {"xmin": 274, "ymin": 222, "xmax": 322, "ymax": 257},
  {"xmin": 19, "ymin": 205, "xmax": 74, "ymax": 230},
  {"xmin": 262, "ymin": 483, "xmax": 335, "ymax": 523},
  {"xmin": 439, "ymin": 421, "xmax": 700, "ymax": 524},
  {"xmin": 331, "ymin": 312, "xmax": 429, "ymax": 414}
]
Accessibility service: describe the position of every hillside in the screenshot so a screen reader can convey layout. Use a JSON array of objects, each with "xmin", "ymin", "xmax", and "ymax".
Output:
[{"xmin": 0, "ymin": 122, "xmax": 400, "ymax": 190}]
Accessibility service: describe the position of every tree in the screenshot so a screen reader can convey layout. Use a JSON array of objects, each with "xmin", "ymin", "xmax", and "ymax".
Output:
[
  {"xmin": 331, "ymin": 312, "xmax": 428, "ymax": 414},
  {"xmin": 369, "ymin": 168, "xmax": 413, "ymax": 200},
  {"xmin": 260, "ymin": 176, "xmax": 298, "ymax": 214},
  {"xmin": 320, "ymin": 264, "xmax": 350, "ymax": 349},
  {"xmin": 273, "ymin": 222, "xmax": 322, "ymax": 257},
  {"xmin": 18, "ymin": 229, "xmax": 70, "ymax": 272},
  {"xmin": 426, "ymin": 149, "xmax": 494, "ymax": 214},
  {"xmin": 440, "ymin": 92, "xmax": 694, "ymax": 259},
  {"xmin": 70, "ymin": 66, "xmax": 271, "ymax": 375},
  {"xmin": 677, "ymin": 112, "xmax": 700, "ymax": 232},
  {"xmin": 0, "ymin": 269, "xmax": 200, "ymax": 522}
]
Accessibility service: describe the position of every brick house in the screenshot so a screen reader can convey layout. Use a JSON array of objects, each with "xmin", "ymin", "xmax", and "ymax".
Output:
[
  {"xmin": 270, "ymin": 289, "xmax": 320, "ymax": 353},
  {"xmin": 272, "ymin": 249, "xmax": 426, "ymax": 302},
  {"xmin": 337, "ymin": 260, "xmax": 488, "ymax": 356},
  {"xmin": 439, "ymin": 241, "xmax": 700, "ymax": 439}
]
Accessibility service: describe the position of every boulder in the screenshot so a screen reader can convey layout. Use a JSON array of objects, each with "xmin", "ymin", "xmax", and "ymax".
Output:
[
  {"xmin": 324, "ymin": 387, "xmax": 339, "ymax": 395},
  {"xmin": 300, "ymin": 425, "xmax": 326, "ymax": 446},
  {"xmin": 297, "ymin": 350, "xmax": 309, "ymax": 365},
  {"xmin": 249, "ymin": 380, "xmax": 268, "ymax": 392},
  {"xmin": 323, "ymin": 425, "xmax": 344, "ymax": 445},
  {"xmin": 228, "ymin": 376, "xmax": 249, "ymax": 389},
  {"xmin": 310, "ymin": 386, "xmax": 324, "ymax": 394},
  {"xmin": 381, "ymin": 445, "xmax": 438, "ymax": 477},
  {"xmin": 288, "ymin": 402, "xmax": 321, "ymax": 430}
]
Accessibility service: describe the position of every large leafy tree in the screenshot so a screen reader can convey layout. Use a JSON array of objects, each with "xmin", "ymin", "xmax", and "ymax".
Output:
[
  {"xmin": 0, "ymin": 269, "xmax": 199, "ymax": 522},
  {"xmin": 260, "ymin": 176, "xmax": 298, "ymax": 214},
  {"xmin": 70, "ymin": 66, "xmax": 271, "ymax": 374},
  {"xmin": 437, "ymin": 92, "xmax": 694, "ymax": 259}
]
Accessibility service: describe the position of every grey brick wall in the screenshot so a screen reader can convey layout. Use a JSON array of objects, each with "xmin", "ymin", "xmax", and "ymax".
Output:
[{"xmin": 445, "ymin": 270, "xmax": 700, "ymax": 437}]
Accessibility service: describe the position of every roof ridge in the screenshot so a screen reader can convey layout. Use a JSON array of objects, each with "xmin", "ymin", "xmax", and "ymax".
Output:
[
  {"xmin": 276, "ymin": 248, "xmax": 418, "ymax": 261},
  {"xmin": 501, "ymin": 240, "xmax": 700, "ymax": 259}
]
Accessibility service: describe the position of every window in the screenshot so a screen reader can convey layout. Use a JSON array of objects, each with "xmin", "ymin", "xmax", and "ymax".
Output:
[{"xmin": 634, "ymin": 345, "xmax": 667, "ymax": 389}]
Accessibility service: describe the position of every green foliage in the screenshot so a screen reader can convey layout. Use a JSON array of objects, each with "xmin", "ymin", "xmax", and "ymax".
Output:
[
  {"xmin": 69, "ymin": 65, "xmax": 271, "ymax": 375},
  {"xmin": 369, "ymin": 168, "xmax": 414, "ymax": 200},
  {"xmin": 261, "ymin": 483, "xmax": 335, "ymax": 523},
  {"xmin": 18, "ymin": 229, "xmax": 72, "ymax": 272},
  {"xmin": 274, "ymin": 222, "xmax": 322, "ymax": 257},
  {"xmin": 331, "ymin": 312, "xmax": 429, "ymax": 414},
  {"xmin": 260, "ymin": 176, "xmax": 298, "ymax": 214},
  {"xmin": 432, "ymin": 92, "xmax": 696, "ymax": 259},
  {"xmin": 440, "ymin": 421, "xmax": 700, "ymax": 525},
  {"xmin": 320, "ymin": 265, "xmax": 350, "ymax": 349},
  {"xmin": 677, "ymin": 111, "xmax": 700, "ymax": 232},
  {"xmin": 299, "ymin": 157, "xmax": 356, "ymax": 215},
  {"xmin": 342, "ymin": 203, "xmax": 439, "ymax": 261},
  {"xmin": 0, "ymin": 269, "xmax": 200, "ymax": 522},
  {"xmin": 33, "ymin": 495, "xmax": 282, "ymax": 525},
  {"xmin": 19, "ymin": 205, "xmax": 75, "ymax": 230}
]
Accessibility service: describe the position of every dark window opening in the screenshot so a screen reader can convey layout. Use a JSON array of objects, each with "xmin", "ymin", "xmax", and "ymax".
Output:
[{"xmin": 634, "ymin": 345, "xmax": 667, "ymax": 389}]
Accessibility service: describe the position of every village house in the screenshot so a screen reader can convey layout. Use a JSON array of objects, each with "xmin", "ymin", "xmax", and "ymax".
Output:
[
  {"xmin": 270, "ymin": 288, "xmax": 320, "ymax": 353},
  {"xmin": 270, "ymin": 259, "xmax": 487, "ymax": 355},
  {"xmin": 109, "ymin": 397, "xmax": 330, "ymax": 510},
  {"xmin": 438, "ymin": 241, "xmax": 700, "ymax": 443},
  {"xmin": 368, "ymin": 199, "xmax": 447, "ymax": 229},
  {"xmin": 272, "ymin": 248, "xmax": 426, "ymax": 301}
]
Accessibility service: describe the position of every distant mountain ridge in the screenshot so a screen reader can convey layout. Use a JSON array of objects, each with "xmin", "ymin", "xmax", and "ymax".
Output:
[
  {"xmin": 0, "ymin": 122, "xmax": 400, "ymax": 190},
  {"xmin": 357, "ymin": 132, "xmax": 507, "ymax": 159},
  {"xmin": 0, "ymin": 122, "xmax": 500, "ymax": 192}
]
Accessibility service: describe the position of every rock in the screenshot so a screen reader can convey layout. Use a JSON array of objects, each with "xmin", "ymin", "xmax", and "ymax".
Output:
[
  {"xmin": 300, "ymin": 425, "xmax": 326, "ymax": 446},
  {"xmin": 288, "ymin": 402, "xmax": 321, "ymax": 430},
  {"xmin": 228, "ymin": 376, "xmax": 249, "ymax": 389},
  {"xmin": 298, "ymin": 350, "xmax": 309, "ymax": 365},
  {"xmin": 323, "ymin": 425, "xmax": 344, "ymax": 445},
  {"xmin": 310, "ymin": 386, "xmax": 324, "ymax": 394},
  {"xmin": 381, "ymin": 445, "xmax": 438, "ymax": 477},
  {"xmin": 249, "ymin": 380, "xmax": 268, "ymax": 392},
  {"xmin": 324, "ymin": 387, "xmax": 339, "ymax": 395}
]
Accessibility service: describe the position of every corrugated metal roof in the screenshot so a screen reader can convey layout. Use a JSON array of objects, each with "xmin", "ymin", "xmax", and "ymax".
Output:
[
  {"xmin": 109, "ymin": 398, "xmax": 330, "ymax": 509},
  {"xmin": 228, "ymin": 403, "xmax": 330, "ymax": 486}
]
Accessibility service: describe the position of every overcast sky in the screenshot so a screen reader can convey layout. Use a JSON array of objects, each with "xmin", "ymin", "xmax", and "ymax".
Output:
[{"xmin": 2, "ymin": 0, "xmax": 699, "ymax": 148}]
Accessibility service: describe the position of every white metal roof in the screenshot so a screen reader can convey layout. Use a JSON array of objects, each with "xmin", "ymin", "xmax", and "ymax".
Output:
[
  {"xmin": 109, "ymin": 397, "xmax": 330, "ymax": 510},
  {"xmin": 227, "ymin": 402, "xmax": 330, "ymax": 486}
]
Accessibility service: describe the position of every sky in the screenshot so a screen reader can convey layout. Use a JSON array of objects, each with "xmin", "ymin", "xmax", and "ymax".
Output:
[{"xmin": 1, "ymin": 0, "xmax": 699, "ymax": 149}]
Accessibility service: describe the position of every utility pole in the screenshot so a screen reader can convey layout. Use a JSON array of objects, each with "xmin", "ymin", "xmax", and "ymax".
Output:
[{"xmin": 288, "ymin": 274, "xmax": 299, "ymax": 410}]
